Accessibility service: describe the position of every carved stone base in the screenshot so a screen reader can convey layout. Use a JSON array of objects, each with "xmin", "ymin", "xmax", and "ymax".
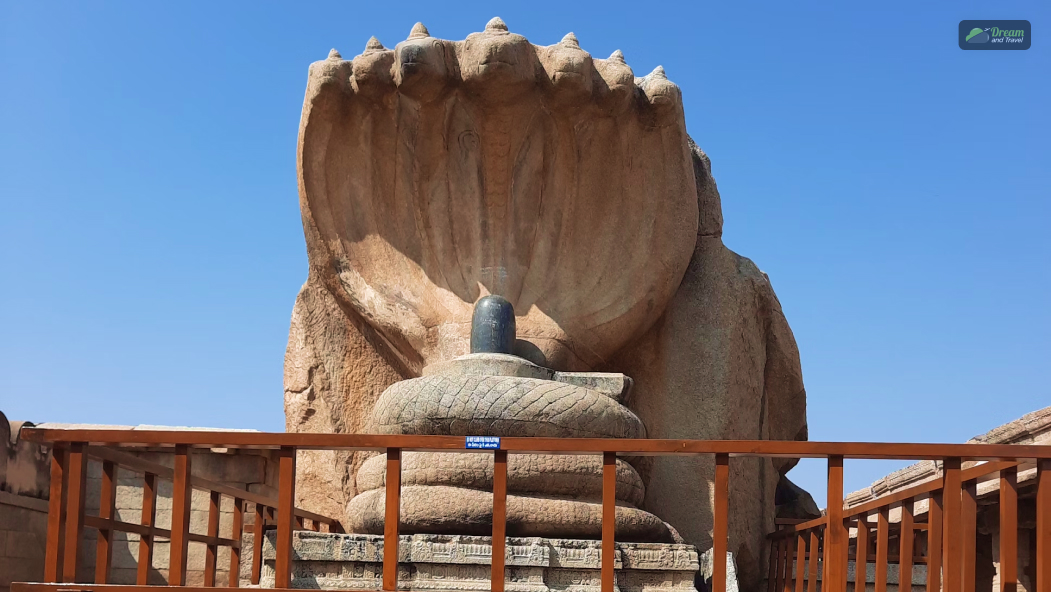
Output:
[{"xmin": 258, "ymin": 532, "xmax": 699, "ymax": 592}]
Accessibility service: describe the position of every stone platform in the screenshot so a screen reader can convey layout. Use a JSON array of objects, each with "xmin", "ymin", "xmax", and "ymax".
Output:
[{"xmin": 258, "ymin": 532, "xmax": 699, "ymax": 592}]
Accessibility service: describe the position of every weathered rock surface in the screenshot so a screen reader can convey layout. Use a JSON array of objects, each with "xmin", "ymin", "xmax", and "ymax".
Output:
[
  {"xmin": 257, "ymin": 531, "xmax": 699, "ymax": 592},
  {"xmin": 345, "ymin": 485, "xmax": 676, "ymax": 542},
  {"xmin": 356, "ymin": 452, "xmax": 645, "ymax": 506},
  {"xmin": 371, "ymin": 374, "xmax": 644, "ymax": 439},
  {"xmin": 284, "ymin": 19, "xmax": 809, "ymax": 591},
  {"xmin": 348, "ymin": 353, "xmax": 673, "ymax": 540},
  {"xmin": 297, "ymin": 19, "xmax": 697, "ymax": 374},
  {"xmin": 604, "ymin": 142, "xmax": 808, "ymax": 592}
]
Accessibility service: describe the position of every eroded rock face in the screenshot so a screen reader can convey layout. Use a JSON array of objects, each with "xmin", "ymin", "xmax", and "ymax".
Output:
[
  {"xmin": 285, "ymin": 18, "xmax": 808, "ymax": 590},
  {"xmin": 298, "ymin": 19, "xmax": 698, "ymax": 374},
  {"xmin": 344, "ymin": 352, "xmax": 677, "ymax": 541}
]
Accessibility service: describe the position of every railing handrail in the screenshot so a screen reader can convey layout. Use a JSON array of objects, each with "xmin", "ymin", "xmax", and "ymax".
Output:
[{"xmin": 20, "ymin": 428, "xmax": 1051, "ymax": 460}]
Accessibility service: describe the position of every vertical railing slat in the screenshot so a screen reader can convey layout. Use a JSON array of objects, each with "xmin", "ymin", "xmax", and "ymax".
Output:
[
  {"xmin": 927, "ymin": 492, "xmax": 944, "ymax": 592},
  {"xmin": 795, "ymin": 532, "xmax": 807, "ymax": 592},
  {"xmin": 492, "ymin": 449, "xmax": 508, "ymax": 592},
  {"xmin": 204, "ymin": 490, "xmax": 221, "ymax": 586},
  {"xmin": 713, "ymin": 453, "xmax": 729, "ymax": 592},
  {"xmin": 962, "ymin": 479, "xmax": 978, "ymax": 592},
  {"xmin": 857, "ymin": 515, "xmax": 870, "ymax": 592},
  {"xmin": 807, "ymin": 530, "xmax": 819, "ymax": 592},
  {"xmin": 900, "ymin": 499, "xmax": 915, "ymax": 592},
  {"xmin": 383, "ymin": 447, "xmax": 402, "ymax": 592},
  {"xmin": 875, "ymin": 507, "xmax": 890, "ymax": 592},
  {"xmin": 61, "ymin": 442, "xmax": 86, "ymax": 583},
  {"xmin": 136, "ymin": 472, "xmax": 157, "ymax": 585},
  {"xmin": 275, "ymin": 446, "xmax": 297, "ymax": 588},
  {"xmin": 779, "ymin": 537, "xmax": 790, "ymax": 592},
  {"xmin": 169, "ymin": 444, "xmax": 193, "ymax": 586},
  {"xmin": 944, "ymin": 458, "xmax": 963, "ymax": 592},
  {"xmin": 602, "ymin": 451, "xmax": 617, "ymax": 592},
  {"xmin": 229, "ymin": 496, "xmax": 245, "ymax": 588},
  {"xmin": 44, "ymin": 445, "xmax": 66, "ymax": 583},
  {"xmin": 825, "ymin": 456, "xmax": 846, "ymax": 592},
  {"xmin": 250, "ymin": 504, "xmax": 265, "ymax": 585},
  {"xmin": 773, "ymin": 538, "xmax": 781, "ymax": 592},
  {"xmin": 1036, "ymin": 460, "xmax": 1051, "ymax": 592},
  {"xmin": 1001, "ymin": 466, "xmax": 1018, "ymax": 592},
  {"xmin": 95, "ymin": 460, "xmax": 117, "ymax": 583}
]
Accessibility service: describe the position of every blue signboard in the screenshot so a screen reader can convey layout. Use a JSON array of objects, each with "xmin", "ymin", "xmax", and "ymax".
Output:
[{"xmin": 465, "ymin": 436, "xmax": 501, "ymax": 450}]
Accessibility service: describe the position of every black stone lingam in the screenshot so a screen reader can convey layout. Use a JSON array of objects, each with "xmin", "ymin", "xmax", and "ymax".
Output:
[{"xmin": 469, "ymin": 295, "xmax": 516, "ymax": 355}]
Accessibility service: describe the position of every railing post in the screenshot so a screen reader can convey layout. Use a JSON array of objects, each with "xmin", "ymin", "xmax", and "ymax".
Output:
[
  {"xmin": 602, "ymin": 451, "xmax": 616, "ymax": 592},
  {"xmin": 713, "ymin": 453, "xmax": 729, "ymax": 592},
  {"xmin": 492, "ymin": 449, "xmax": 508, "ymax": 592},
  {"xmin": 275, "ymin": 446, "xmax": 297, "ymax": 588},
  {"xmin": 229, "ymin": 496, "xmax": 245, "ymax": 588},
  {"xmin": 927, "ymin": 492, "xmax": 944, "ymax": 592},
  {"xmin": 1034, "ymin": 460, "xmax": 1049, "ymax": 592},
  {"xmin": 170, "ymin": 444, "xmax": 193, "ymax": 586},
  {"xmin": 944, "ymin": 458, "xmax": 963, "ymax": 592},
  {"xmin": 44, "ymin": 444, "xmax": 66, "ymax": 583},
  {"xmin": 95, "ymin": 460, "xmax": 117, "ymax": 583},
  {"xmin": 137, "ymin": 472, "xmax": 157, "ymax": 585},
  {"xmin": 61, "ymin": 442, "xmax": 87, "ymax": 583},
  {"xmin": 899, "ymin": 499, "xmax": 915, "ymax": 592},
  {"xmin": 383, "ymin": 447, "xmax": 402, "ymax": 592},
  {"xmin": 825, "ymin": 456, "xmax": 845, "ymax": 592},
  {"xmin": 204, "ymin": 490, "xmax": 221, "ymax": 586}
]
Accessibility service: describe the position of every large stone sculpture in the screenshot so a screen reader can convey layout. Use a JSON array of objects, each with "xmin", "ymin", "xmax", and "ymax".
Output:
[{"xmin": 285, "ymin": 18, "xmax": 808, "ymax": 591}]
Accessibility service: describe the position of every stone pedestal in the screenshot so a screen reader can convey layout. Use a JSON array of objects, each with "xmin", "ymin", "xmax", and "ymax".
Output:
[{"xmin": 258, "ymin": 532, "xmax": 699, "ymax": 592}]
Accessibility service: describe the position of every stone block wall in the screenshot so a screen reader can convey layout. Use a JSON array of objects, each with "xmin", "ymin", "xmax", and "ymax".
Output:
[{"xmin": 0, "ymin": 492, "xmax": 49, "ymax": 592}]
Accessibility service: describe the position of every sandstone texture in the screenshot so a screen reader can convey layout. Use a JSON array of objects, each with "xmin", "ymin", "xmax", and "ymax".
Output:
[
  {"xmin": 285, "ymin": 18, "xmax": 809, "ymax": 591},
  {"xmin": 257, "ymin": 531, "xmax": 699, "ymax": 592},
  {"xmin": 346, "ymin": 354, "xmax": 677, "ymax": 542}
]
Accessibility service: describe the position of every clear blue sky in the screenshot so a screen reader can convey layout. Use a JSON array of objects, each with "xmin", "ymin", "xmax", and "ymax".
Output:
[{"xmin": 2, "ymin": 1, "xmax": 1047, "ymax": 502}]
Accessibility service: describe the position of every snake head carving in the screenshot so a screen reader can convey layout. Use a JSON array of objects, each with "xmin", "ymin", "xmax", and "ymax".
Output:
[{"xmin": 298, "ymin": 19, "xmax": 698, "ymax": 374}]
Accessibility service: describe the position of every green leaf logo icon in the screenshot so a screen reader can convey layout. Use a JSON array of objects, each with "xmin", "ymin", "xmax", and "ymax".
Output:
[{"xmin": 965, "ymin": 28, "xmax": 990, "ymax": 43}]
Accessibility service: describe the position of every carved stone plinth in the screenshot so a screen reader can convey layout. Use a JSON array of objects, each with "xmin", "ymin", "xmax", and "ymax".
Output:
[{"xmin": 258, "ymin": 532, "xmax": 699, "ymax": 592}]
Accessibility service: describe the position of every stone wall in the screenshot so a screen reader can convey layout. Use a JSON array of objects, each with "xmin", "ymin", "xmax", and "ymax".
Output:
[
  {"xmin": 0, "ymin": 491, "xmax": 49, "ymax": 592},
  {"xmin": 1, "ymin": 412, "xmax": 50, "ymax": 592}
]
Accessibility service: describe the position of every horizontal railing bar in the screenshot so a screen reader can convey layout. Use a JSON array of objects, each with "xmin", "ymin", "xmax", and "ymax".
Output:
[
  {"xmin": 83, "ymin": 445, "xmax": 338, "ymax": 526},
  {"xmin": 83, "ymin": 516, "xmax": 242, "ymax": 549},
  {"xmin": 13, "ymin": 586, "xmax": 310, "ymax": 592},
  {"xmin": 844, "ymin": 460, "xmax": 1020, "ymax": 518},
  {"xmin": 770, "ymin": 516, "xmax": 828, "ymax": 537},
  {"xmin": 19, "ymin": 430, "xmax": 1051, "ymax": 460}
]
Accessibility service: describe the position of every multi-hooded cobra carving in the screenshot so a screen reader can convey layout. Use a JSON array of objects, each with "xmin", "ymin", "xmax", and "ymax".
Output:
[
  {"xmin": 298, "ymin": 18, "xmax": 699, "ymax": 542},
  {"xmin": 299, "ymin": 17, "xmax": 698, "ymax": 374},
  {"xmin": 290, "ymin": 17, "xmax": 811, "ymax": 582}
]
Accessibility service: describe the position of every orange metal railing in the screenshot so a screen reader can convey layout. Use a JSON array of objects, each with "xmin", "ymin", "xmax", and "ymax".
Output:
[
  {"xmin": 10, "ymin": 429, "xmax": 1051, "ymax": 592},
  {"xmin": 768, "ymin": 460, "xmax": 1033, "ymax": 592}
]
